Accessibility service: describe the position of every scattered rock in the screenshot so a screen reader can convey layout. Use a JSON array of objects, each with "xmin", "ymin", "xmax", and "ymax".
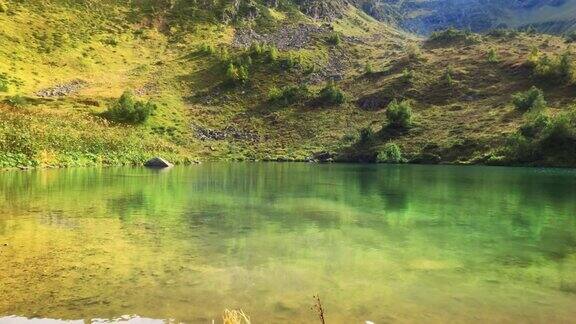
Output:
[
  {"xmin": 194, "ymin": 125, "xmax": 259, "ymax": 142},
  {"xmin": 145, "ymin": 157, "xmax": 174, "ymax": 169},
  {"xmin": 233, "ymin": 24, "xmax": 330, "ymax": 50},
  {"xmin": 36, "ymin": 79, "xmax": 88, "ymax": 98}
]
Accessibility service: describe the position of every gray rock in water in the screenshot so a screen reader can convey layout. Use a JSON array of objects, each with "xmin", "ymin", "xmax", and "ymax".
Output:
[{"xmin": 145, "ymin": 157, "xmax": 174, "ymax": 169}]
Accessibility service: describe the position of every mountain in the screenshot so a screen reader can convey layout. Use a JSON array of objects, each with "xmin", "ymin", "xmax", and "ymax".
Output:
[
  {"xmin": 0, "ymin": 0, "xmax": 575, "ymax": 168},
  {"xmin": 359, "ymin": 0, "xmax": 576, "ymax": 34}
]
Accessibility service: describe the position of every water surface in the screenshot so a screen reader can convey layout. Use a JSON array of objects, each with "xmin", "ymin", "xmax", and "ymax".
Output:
[{"xmin": 1, "ymin": 164, "xmax": 575, "ymax": 323}]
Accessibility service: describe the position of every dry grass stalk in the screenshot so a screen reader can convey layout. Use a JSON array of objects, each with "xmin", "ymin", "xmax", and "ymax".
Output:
[{"xmin": 222, "ymin": 309, "xmax": 251, "ymax": 324}]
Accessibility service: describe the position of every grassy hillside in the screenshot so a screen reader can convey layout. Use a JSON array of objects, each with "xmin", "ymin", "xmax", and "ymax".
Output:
[{"xmin": 0, "ymin": 0, "xmax": 575, "ymax": 168}]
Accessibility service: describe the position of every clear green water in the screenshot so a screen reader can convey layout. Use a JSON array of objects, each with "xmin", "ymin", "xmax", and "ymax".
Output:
[{"xmin": 1, "ymin": 164, "xmax": 576, "ymax": 323}]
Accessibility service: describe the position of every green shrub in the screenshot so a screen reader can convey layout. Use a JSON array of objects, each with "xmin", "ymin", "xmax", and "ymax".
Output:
[
  {"xmin": 532, "ymin": 51, "xmax": 575, "ymax": 84},
  {"xmin": 364, "ymin": 62, "xmax": 374, "ymax": 74},
  {"xmin": 318, "ymin": 82, "xmax": 346, "ymax": 106},
  {"xmin": 520, "ymin": 112, "xmax": 551, "ymax": 139},
  {"xmin": 104, "ymin": 91, "xmax": 155, "ymax": 124},
  {"xmin": 279, "ymin": 52, "xmax": 302, "ymax": 71},
  {"xmin": 444, "ymin": 67, "xmax": 454, "ymax": 87},
  {"xmin": 326, "ymin": 33, "xmax": 341, "ymax": 46},
  {"xmin": 249, "ymin": 42, "xmax": 264, "ymax": 57},
  {"xmin": 512, "ymin": 86, "xmax": 546, "ymax": 112},
  {"xmin": 386, "ymin": 99, "xmax": 412, "ymax": 129},
  {"xmin": 0, "ymin": 73, "xmax": 8, "ymax": 92},
  {"xmin": 377, "ymin": 143, "xmax": 403, "ymax": 163},
  {"xmin": 487, "ymin": 48, "xmax": 499, "ymax": 63},
  {"xmin": 268, "ymin": 85, "xmax": 311, "ymax": 104},
  {"xmin": 0, "ymin": 1, "xmax": 7, "ymax": 13},
  {"xmin": 487, "ymin": 28, "xmax": 518, "ymax": 38},
  {"xmin": 402, "ymin": 68, "xmax": 414, "ymax": 83},
  {"xmin": 506, "ymin": 108, "xmax": 576, "ymax": 164},
  {"xmin": 429, "ymin": 28, "xmax": 477, "ymax": 44},
  {"xmin": 267, "ymin": 45, "xmax": 279, "ymax": 62},
  {"xmin": 226, "ymin": 63, "xmax": 249, "ymax": 85},
  {"xmin": 4, "ymin": 95, "xmax": 27, "ymax": 108},
  {"xmin": 358, "ymin": 127, "xmax": 375, "ymax": 146},
  {"xmin": 199, "ymin": 43, "xmax": 216, "ymax": 55}
]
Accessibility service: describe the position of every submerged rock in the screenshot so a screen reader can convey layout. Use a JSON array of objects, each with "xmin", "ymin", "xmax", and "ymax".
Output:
[{"xmin": 145, "ymin": 157, "xmax": 174, "ymax": 169}]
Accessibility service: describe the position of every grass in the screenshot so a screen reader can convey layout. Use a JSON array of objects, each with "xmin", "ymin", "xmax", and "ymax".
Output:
[{"xmin": 0, "ymin": 1, "xmax": 575, "ymax": 168}]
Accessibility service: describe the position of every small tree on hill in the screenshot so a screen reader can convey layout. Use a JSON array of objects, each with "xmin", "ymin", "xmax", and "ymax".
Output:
[
  {"xmin": 105, "ymin": 90, "xmax": 156, "ymax": 124},
  {"xmin": 512, "ymin": 86, "xmax": 546, "ymax": 112},
  {"xmin": 386, "ymin": 99, "xmax": 412, "ymax": 129}
]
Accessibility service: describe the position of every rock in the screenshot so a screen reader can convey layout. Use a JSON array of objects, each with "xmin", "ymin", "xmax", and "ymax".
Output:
[
  {"xmin": 145, "ymin": 157, "xmax": 174, "ymax": 169},
  {"xmin": 36, "ymin": 79, "xmax": 87, "ymax": 98}
]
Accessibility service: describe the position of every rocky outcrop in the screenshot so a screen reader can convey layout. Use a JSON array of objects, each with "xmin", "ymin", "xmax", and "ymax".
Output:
[
  {"xmin": 295, "ymin": 0, "xmax": 350, "ymax": 21},
  {"xmin": 233, "ymin": 24, "xmax": 330, "ymax": 50},
  {"xmin": 194, "ymin": 125, "xmax": 260, "ymax": 142},
  {"xmin": 36, "ymin": 80, "xmax": 87, "ymax": 98},
  {"xmin": 145, "ymin": 157, "xmax": 174, "ymax": 168}
]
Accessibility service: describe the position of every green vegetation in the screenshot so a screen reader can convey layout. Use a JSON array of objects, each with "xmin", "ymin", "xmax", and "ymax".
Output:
[
  {"xmin": 364, "ymin": 62, "xmax": 374, "ymax": 74},
  {"xmin": 512, "ymin": 87, "xmax": 546, "ymax": 112},
  {"xmin": 429, "ymin": 28, "xmax": 478, "ymax": 44},
  {"xmin": 402, "ymin": 68, "xmax": 414, "ymax": 83},
  {"xmin": 487, "ymin": 48, "xmax": 499, "ymax": 63},
  {"xmin": 530, "ymin": 51, "xmax": 575, "ymax": 84},
  {"xmin": 0, "ymin": 0, "xmax": 575, "ymax": 168},
  {"xmin": 4, "ymin": 95, "xmax": 27, "ymax": 108},
  {"xmin": 377, "ymin": 143, "xmax": 403, "ymax": 163},
  {"xmin": 386, "ymin": 100, "xmax": 412, "ymax": 129},
  {"xmin": 0, "ymin": 73, "xmax": 8, "ymax": 92},
  {"xmin": 505, "ymin": 108, "xmax": 576, "ymax": 165},
  {"xmin": 326, "ymin": 33, "xmax": 341, "ymax": 46},
  {"xmin": 317, "ymin": 82, "xmax": 346, "ymax": 106},
  {"xmin": 226, "ymin": 63, "xmax": 250, "ymax": 85},
  {"xmin": 268, "ymin": 85, "xmax": 311, "ymax": 104},
  {"xmin": 104, "ymin": 91, "xmax": 156, "ymax": 124}
]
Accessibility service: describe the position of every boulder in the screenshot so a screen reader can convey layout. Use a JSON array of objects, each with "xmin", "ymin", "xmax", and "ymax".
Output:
[{"xmin": 145, "ymin": 157, "xmax": 174, "ymax": 169}]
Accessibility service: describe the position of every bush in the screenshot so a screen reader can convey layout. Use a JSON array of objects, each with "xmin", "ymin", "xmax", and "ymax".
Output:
[
  {"xmin": 326, "ymin": 33, "xmax": 341, "ymax": 46},
  {"xmin": 267, "ymin": 45, "xmax": 279, "ymax": 62},
  {"xmin": 0, "ymin": 73, "xmax": 8, "ymax": 92},
  {"xmin": 268, "ymin": 85, "xmax": 311, "ymax": 104},
  {"xmin": 487, "ymin": 48, "xmax": 499, "ymax": 63},
  {"xmin": 402, "ymin": 68, "xmax": 414, "ymax": 83},
  {"xmin": 226, "ymin": 63, "xmax": 249, "ymax": 85},
  {"xmin": 386, "ymin": 99, "xmax": 412, "ymax": 129},
  {"xmin": 506, "ymin": 108, "xmax": 576, "ymax": 164},
  {"xmin": 279, "ymin": 52, "xmax": 302, "ymax": 71},
  {"xmin": 0, "ymin": 1, "xmax": 7, "ymax": 13},
  {"xmin": 318, "ymin": 82, "xmax": 345, "ymax": 106},
  {"xmin": 358, "ymin": 127, "xmax": 375, "ymax": 146},
  {"xmin": 444, "ymin": 67, "xmax": 454, "ymax": 87},
  {"xmin": 377, "ymin": 143, "xmax": 403, "ymax": 163},
  {"xmin": 487, "ymin": 28, "xmax": 518, "ymax": 38},
  {"xmin": 199, "ymin": 43, "xmax": 216, "ymax": 55},
  {"xmin": 364, "ymin": 62, "xmax": 374, "ymax": 74},
  {"xmin": 4, "ymin": 95, "xmax": 27, "ymax": 108},
  {"xmin": 104, "ymin": 91, "xmax": 155, "ymax": 124},
  {"xmin": 429, "ymin": 28, "xmax": 478, "ymax": 44},
  {"xmin": 520, "ymin": 112, "xmax": 551, "ymax": 139},
  {"xmin": 512, "ymin": 86, "xmax": 546, "ymax": 112},
  {"xmin": 532, "ymin": 51, "xmax": 575, "ymax": 84}
]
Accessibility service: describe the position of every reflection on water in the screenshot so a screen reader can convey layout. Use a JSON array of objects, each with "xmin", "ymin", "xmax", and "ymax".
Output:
[{"xmin": 1, "ymin": 164, "xmax": 576, "ymax": 323}]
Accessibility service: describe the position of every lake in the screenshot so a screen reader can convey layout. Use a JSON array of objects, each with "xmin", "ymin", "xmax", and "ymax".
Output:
[{"xmin": 1, "ymin": 164, "xmax": 575, "ymax": 323}]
